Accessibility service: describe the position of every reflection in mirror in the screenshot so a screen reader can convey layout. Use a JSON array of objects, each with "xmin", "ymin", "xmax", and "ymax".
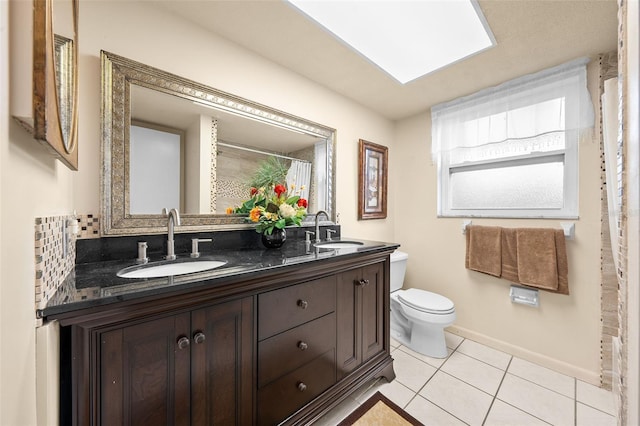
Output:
[
  {"xmin": 52, "ymin": 0, "xmax": 76, "ymax": 154},
  {"xmin": 101, "ymin": 51, "xmax": 336, "ymax": 235},
  {"xmin": 130, "ymin": 121, "xmax": 184, "ymax": 214}
]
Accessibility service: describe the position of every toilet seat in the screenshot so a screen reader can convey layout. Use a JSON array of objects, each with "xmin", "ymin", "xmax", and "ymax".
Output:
[{"xmin": 397, "ymin": 288, "xmax": 455, "ymax": 315}]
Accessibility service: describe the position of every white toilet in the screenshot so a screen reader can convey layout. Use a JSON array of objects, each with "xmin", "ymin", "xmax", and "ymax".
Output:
[{"xmin": 390, "ymin": 250, "xmax": 456, "ymax": 358}]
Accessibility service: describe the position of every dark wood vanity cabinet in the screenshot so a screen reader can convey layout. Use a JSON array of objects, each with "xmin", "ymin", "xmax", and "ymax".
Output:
[
  {"xmin": 336, "ymin": 262, "xmax": 385, "ymax": 380},
  {"xmin": 97, "ymin": 297, "xmax": 253, "ymax": 425},
  {"xmin": 54, "ymin": 251, "xmax": 395, "ymax": 425}
]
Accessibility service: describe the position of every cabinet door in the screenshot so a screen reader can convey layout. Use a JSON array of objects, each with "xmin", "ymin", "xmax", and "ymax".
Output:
[
  {"xmin": 336, "ymin": 267, "xmax": 361, "ymax": 380},
  {"xmin": 336, "ymin": 262, "xmax": 385, "ymax": 380},
  {"xmin": 100, "ymin": 313, "xmax": 191, "ymax": 426},
  {"xmin": 361, "ymin": 262, "xmax": 385, "ymax": 361},
  {"xmin": 191, "ymin": 297, "xmax": 254, "ymax": 426}
]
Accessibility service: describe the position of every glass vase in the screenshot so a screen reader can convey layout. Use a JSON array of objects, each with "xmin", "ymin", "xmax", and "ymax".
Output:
[{"xmin": 261, "ymin": 228, "xmax": 287, "ymax": 249}]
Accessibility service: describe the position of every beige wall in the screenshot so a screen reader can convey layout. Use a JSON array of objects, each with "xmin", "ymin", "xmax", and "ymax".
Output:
[
  {"xmin": 393, "ymin": 60, "xmax": 604, "ymax": 383},
  {"xmin": 1, "ymin": 2, "xmax": 395, "ymax": 424}
]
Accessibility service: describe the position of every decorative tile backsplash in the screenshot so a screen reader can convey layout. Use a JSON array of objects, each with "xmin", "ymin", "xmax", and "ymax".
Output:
[
  {"xmin": 35, "ymin": 215, "xmax": 77, "ymax": 310},
  {"xmin": 77, "ymin": 213, "xmax": 100, "ymax": 239},
  {"xmin": 35, "ymin": 213, "xmax": 101, "ymax": 310}
]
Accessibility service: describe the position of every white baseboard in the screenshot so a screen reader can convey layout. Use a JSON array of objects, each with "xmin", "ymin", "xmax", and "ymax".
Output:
[{"xmin": 446, "ymin": 324, "xmax": 601, "ymax": 386}]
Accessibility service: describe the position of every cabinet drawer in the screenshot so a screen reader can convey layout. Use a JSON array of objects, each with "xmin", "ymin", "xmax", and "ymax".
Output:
[
  {"xmin": 257, "ymin": 349, "xmax": 336, "ymax": 425},
  {"xmin": 259, "ymin": 313, "xmax": 335, "ymax": 387},
  {"xmin": 258, "ymin": 276, "xmax": 336, "ymax": 340}
]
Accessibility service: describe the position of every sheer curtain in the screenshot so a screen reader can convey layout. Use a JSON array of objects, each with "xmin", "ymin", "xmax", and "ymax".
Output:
[
  {"xmin": 602, "ymin": 77, "xmax": 621, "ymax": 271},
  {"xmin": 431, "ymin": 58, "xmax": 594, "ymax": 165},
  {"xmin": 286, "ymin": 160, "xmax": 311, "ymax": 201}
]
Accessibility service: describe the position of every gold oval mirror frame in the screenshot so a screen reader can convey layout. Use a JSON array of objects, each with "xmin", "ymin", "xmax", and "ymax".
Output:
[{"xmin": 33, "ymin": 0, "xmax": 79, "ymax": 170}]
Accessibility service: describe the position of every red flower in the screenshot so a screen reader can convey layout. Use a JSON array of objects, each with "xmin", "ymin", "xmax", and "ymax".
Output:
[
  {"xmin": 274, "ymin": 184, "xmax": 287, "ymax": 197},
  {"xmin": 297, "ymin": 198, "xmax": 308, "ymax": 208},
  {"xmin": 250, "ymin": 187, "xmax": 258, "ymax": 196}
]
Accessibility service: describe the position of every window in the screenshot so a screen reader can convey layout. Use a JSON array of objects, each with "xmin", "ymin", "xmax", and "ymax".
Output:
[{"xmin": 431, "ymin": 58, "xmax": 594, "ymax": 218}]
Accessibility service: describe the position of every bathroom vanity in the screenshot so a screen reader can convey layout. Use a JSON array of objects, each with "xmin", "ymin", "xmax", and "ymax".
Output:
[{"xmin": 40, "ymin": 236, "xmax": 397, "ymax": 425}]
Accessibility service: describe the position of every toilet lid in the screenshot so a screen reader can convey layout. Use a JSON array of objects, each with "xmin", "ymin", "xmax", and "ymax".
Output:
[{"xmin": 398, "ymin": 288, "xmax": 455, "ymax": 314}]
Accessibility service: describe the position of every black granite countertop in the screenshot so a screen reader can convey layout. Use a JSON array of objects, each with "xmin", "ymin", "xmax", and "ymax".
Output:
[{"xmin": 39, "ymin": 235, "xmax": 399, "ymax": 319}]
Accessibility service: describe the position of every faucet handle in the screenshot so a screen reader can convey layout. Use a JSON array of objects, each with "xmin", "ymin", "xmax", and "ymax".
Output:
[
  {"xmin": 304, "ymin": 231, "xmax": 315, "ymax": 244},
  {"xmin": 191, "ymin": 238, "xmax": 212, "ymax": 258},
  {"xmin": 326, "ymin": 229, "xmax": 337, "ymax": 241},
  {"xmin": 136, "ymin": 242, "xmax": 149, "ymax": 264}
]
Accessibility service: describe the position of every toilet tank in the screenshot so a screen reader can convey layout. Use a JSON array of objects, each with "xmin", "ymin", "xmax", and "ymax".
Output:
[{"xmin": 390, "ymin": 250, "xmax": 408, "ymax": 292}]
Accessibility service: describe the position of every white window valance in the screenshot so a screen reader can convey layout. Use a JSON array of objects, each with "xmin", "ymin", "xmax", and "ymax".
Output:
[{"xmin": 431, "ymin": 58, "xmax": 595, "ymax": 164}]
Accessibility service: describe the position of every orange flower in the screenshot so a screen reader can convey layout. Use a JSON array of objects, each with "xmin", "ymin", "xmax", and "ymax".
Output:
[
  {"xmin": 226, "ymin": 207, "xmax": 234, "ymax": 215},
  {"xmin": 249, "ymin": 207, "xmax": 262, "ymax": 222}
]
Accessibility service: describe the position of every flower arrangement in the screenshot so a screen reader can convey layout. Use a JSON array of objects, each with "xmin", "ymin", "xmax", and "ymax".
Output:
[{"xmin": 229, "ymin": 183, "xmax": 308, "ymax": 235}]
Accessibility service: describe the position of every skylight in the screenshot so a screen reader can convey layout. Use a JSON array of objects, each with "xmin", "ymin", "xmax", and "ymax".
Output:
[{"xmin": 286, "ymin": 0, "xmax": 495, "ymax": 84}]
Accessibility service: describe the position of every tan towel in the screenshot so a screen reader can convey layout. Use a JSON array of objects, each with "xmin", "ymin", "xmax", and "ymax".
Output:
[
  {"xmin": 501, "ymin": 228, "xmax": 519, "ymax": 283},
  {"xmin": 465, "ymin": 225, "xmax": 502, "ymax": 277},
  {"xmin": 554, "ymin": 229, "xmax": 570, "ymax": 295},
  {"xmin": 516, "ymin": 228, "xmax": 559, "ymax": 291}
]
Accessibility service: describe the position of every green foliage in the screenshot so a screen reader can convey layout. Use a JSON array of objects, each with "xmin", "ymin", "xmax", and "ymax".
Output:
[{"xmin": 248, "ymin": 157, "xmax": 289, "ymax": 189}]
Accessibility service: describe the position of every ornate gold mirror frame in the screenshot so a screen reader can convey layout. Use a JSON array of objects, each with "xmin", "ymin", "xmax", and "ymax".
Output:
[{"xmin": 27, "ymin": 0, "xmax": 79, "ymax": 170}]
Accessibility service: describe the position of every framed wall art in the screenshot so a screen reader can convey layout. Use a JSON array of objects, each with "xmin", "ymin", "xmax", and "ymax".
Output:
[{"xmin": 358, "ymin": 139, "xmax": 388, "ymax": 220}]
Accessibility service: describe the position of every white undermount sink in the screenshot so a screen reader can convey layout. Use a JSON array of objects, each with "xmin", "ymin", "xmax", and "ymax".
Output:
[
  {"xmin": 314, "ymin": 241, "xmax": 364, "ymax": 249},
  {"xmin": 117, "ymin": 260, "xmax": 228, "ymax": 279}
]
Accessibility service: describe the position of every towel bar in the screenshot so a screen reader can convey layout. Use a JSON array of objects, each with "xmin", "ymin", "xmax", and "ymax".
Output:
[{"xmin": 462, "ymin": 221, "xmax": 575, "ymax": 239}]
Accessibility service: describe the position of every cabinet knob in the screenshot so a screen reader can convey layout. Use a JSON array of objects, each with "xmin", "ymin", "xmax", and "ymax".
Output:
[
  {"xmin": 177, "ymin": 336, "xmax": 190, "ymax": 350},
  {"xmin": 193, "ymin": 332, "xmax": 206, "ymax": 344},
  {"xmin": 297, "ymin": 299, "xmax": 308, "ymax": 309},
  {"xmin": 297, "ymin": 382, "xmax": 307, "ymax": 392},
  {"xmin": 356, "ymin": 279, "xmax": 370, "ymax": 286},
  {"xmin": 298, "ymin": 341, "xmax": 308, "ymax": 351}
]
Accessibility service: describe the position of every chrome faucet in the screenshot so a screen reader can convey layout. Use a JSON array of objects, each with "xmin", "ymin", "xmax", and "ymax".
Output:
[
  {"xmin": 314, "ymin": 210, "xmax": 330, "ymax": 243},
  {"xmin": 162, "ymin": 208, "xmax": 181, "ymax": 260}
]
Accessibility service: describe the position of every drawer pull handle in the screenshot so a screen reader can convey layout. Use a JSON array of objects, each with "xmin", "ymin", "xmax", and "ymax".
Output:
[
  {"xmin": 297, "ymin": 382, "xmax": 307, "ymax": 392},
  {"xmin": 193, "ymin": 332, "xmax": 206, "ymax": 344},
  {"xmin": 298, "ymin": 341, "xmax": 308, "ymax": 351},
  {"xmin": 297, "ymin": 299, "xmax": 308, "ymax": 309},
  {"xmin": 356, "ymin": 279, "xmax": 370, "ymax": 286},
  {"xmin": 177, "ymin": 336, "xmax": 190, "ymax": 350}
]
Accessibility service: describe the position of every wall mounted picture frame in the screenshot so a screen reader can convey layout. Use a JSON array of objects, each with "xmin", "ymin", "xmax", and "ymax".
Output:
[{"xmin": 358, "ymin": 139, "xmax": 388, "ymax": 220}]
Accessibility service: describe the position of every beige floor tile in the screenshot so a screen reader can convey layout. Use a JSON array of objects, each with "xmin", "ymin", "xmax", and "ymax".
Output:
[
  {"xmin": 392, "ymin": 347, "xmax": 438, "ymax": 392},
  {"xmin": 398, "ymin": 344, "xmax": 451, "ymax": 368},
  {"xmin": 508, "ymin": 357, "xmax": 575, "ymax": 398},
  {"xmin": 405, "ymin": 394, "xmax": 467, "ymax": 426},
  {"xmin": 484, "ymin": 400, "xmax": 549, "ymax": 426},
  {"xmin": 441, "ymin": 351, "xmax": 505, "ymax": 395},
  {"xmin": 419, "ymin": 371, "xmax": 493, "ymax": 425},
  {"xmin": 378, "ymin": 380, "xmax": 417, "ymax": 409},
  {"xmin": 457, "ymin": 339, "xmax": 512, "ymax": 370},
  {"xmin": 576, "ymin": 402, "xmax": 617, "ymax": 426},
  {"xmin": 445, "ymin": 331, "xmax": 464, "ymax": 349},
  {"xmin": 390, "ymin": 336, "xmax": 401, "ymax": 349},
  {"xmin": 353, "ymin": 377, "xmax": 416, "ymax": 409},
  {"xmin": 576, "ymin": 380, "xmax": 616, "ymax": 416},
  {"xmin": 312, "ymin": 395, "xmax": 359, "ymax": 425},
  {"xmin": 497, "ymin": 373, "xmax": 574, "ymax": 425}
]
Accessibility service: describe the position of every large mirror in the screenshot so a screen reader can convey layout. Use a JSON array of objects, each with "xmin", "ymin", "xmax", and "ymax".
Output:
[{"xmin": 101, "ymin": 51, "xmax": 336, "ymax": 235}]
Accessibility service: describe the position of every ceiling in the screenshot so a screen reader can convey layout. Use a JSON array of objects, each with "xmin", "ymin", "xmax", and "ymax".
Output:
[{"xmin": 156, "ymin": 0, "xmax": 618, "ymax": 121}]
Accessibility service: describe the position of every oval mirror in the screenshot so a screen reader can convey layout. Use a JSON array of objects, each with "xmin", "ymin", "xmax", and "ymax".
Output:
[{"xmin": 32, "ymin": 0, "xmax": 79, "ymax": 169}]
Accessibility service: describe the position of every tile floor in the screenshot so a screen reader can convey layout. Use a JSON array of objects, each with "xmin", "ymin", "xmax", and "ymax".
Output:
[{"xmin": 315, "ymin": 332, "xmax": 616, "ymax": 425}]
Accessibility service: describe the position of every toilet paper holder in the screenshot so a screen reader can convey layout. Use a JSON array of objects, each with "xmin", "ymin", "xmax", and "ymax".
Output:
[{"xmin": 510, "ymin": 285, "xmax": 539, "ymax": 307}]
